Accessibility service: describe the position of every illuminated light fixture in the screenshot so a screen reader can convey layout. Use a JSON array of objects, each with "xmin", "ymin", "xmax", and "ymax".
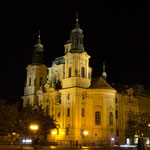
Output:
[
  {"xmin": 148, "ymin": 124, "xmax": 150, "ymax": 127},
  {"xmin": 22, "ymin": 139, "xmax": 32, "ymax": 144},
  {"xmin": 52, "ymin": 131, "xmax": 57, "ymax": 135},
  {"xmin": 30, "ymin": 124, "xmax": 39, "ymax": 130},
  {"xmin": 111, "ymin": 137, "xmax": 115, "ymax": 141},
  {"xmin": 83, "ymin": 131, "xmax": 88, "ymax": 135},
  {"xmin": 12, "ymin": 132, "xmax": 16, "ymax": 135}
]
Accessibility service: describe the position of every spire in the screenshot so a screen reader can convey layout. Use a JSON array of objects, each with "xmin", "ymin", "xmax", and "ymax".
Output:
[
  {"xmin": 37, "ymin": 30, "xmax": 41, "ymax": 44},
  {"xmin": 31, "ymin": 31, "xmax": 44, "ymax": 65},
  {"xmin": 75, "ymin": 12, "xmax": 80, "ymax": 29},
  {"xmin": 76, "ymin": 12, "xmax": 79, "ymax": 22},
  {"xmin": 101, "ymin": 62, "xmax": 107, "ymax": 80},
  {"xmin": 70, "ymin": 13, "xmax": 84, "ymax": 53}
]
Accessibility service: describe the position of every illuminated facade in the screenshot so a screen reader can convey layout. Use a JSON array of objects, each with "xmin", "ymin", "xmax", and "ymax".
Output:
[
  {"xmin": 22, "ymin": 17, "xmax": 116, "ymax": 144},
  {"xmin": 22, "ymin": 16, "xmax": 150, "ymax": 145}
]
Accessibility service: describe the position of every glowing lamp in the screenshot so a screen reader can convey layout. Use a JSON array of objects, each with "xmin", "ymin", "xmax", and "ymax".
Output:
[
  {"xmin": 111, "ymin": 137, "xmax": 115, "ymax": 141},
  {"xmin": 83, "ymin": 131, "xmax": 88, "ymax": 135},
  {"xmin": 52, "ymin": 131, "xmax": 57, "ymax": 135},
  {"xmin": 30, "ymin": 124, "xmax": 39, "ymax": 131}
]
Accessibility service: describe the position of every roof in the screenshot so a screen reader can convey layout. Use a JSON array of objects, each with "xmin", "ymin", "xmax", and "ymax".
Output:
[
  {"xmin": 52, "ymin": 56, "xmax": 65, "ymax": 66},
  {"xmin": 90, "ymin": 77, "xmax": 114, "ymax": 89}
]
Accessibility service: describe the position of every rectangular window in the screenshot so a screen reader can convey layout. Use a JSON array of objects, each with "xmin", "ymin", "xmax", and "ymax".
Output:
[
  {"xmin": 34, "ymin": 79, "xmax": 36, "ymax": 86},
  {"xmin": 95, "ymin": 111, "xmax": 101, "ymax": 125},
  {"xmin": 82, "ymin": 108, "xmax": 85, "ymax": 117},
  {"xmin": 67, "ymin": 108, "xmax": 70, "ymax": 117},
  {"xmin": 115, "ymin": 98, "xmax": 118, "ymax": 104},
  {"xmin": 29, "ymin": 78, "xmax": 31, "ymax": 86},
  {"xmin": 66, "ymin": 127, "xmax": 69, "ymax": 135},
  {"xmin": 116, "ymin": 110, "xmax": 118, "ymax": 119},
  {"xmin": 116, "ymin": 129, "xmax": 119, "ymax": 137}
]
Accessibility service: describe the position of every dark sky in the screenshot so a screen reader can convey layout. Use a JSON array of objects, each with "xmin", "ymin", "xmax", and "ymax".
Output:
[{"xmin": 0, "ymin": 3, "xmax": 150, "ymax": 101}]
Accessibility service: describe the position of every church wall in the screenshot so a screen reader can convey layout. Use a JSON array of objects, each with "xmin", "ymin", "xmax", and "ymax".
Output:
[
  {"xmin": 87, "ymin": 89, "xmax": 116, "ymax": 143},
  {"xmin": 46, "ymin": 87, "xmax": 116, "ymax": 144}
]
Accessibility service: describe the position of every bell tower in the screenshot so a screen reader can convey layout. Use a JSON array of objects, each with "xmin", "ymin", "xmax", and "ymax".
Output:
[
  {"xmin": 22, "ymin": 31, "xmax": 47, "ymax": 107},
  {"xmin": 62, "ymin": 14, "xmax": 92, "ymax": 88}
]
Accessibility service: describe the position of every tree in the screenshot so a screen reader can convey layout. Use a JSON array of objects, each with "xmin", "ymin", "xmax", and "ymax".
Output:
[
  {"xmin": 126, "ymin": 112, "xmax": 150, "ymax": 141},
  {"xmin": 0, "ymin": 100, "xmax": 56, "ymax": 141},
  {"xmin": 0, "ymin": 100, "xmax": 18, "ymax": 135},
  {"xmin": 16, "ymin": 105, "xmax": 56, "ymax": 140}
]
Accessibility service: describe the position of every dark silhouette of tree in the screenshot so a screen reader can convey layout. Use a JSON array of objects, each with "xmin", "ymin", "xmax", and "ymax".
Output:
[
  {"xmin": 16, "ymin": 105, "xmax": 56, "ymax": 140},
  {"xmin": 126, "ymin": 112, "xmax": 150, "ymax": 143},
  {"xmin": 0, "ymin": 100, "xmax": 56, "ymax": 140},
  {"xmin": 0, "ymin": 100, "xmax": 18, "ymax": 135}
]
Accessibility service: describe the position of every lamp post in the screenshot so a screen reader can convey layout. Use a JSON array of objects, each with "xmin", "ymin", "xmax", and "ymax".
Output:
[
  {"xmin": 83, "ymin": 131, "xmax": 88, "ymax": 146},
  {"xmin": 29, "ymin": 124, "xmax": 39, "ymax": 150},
  {"xmin": 30, "ymin": 124, "xmax": 39, "ymax": 132},
  {"xmin": 51, "ymin": 130, "xmax": 57, "ymax": 144},
  {"xmin": 29, "ymin": 124, "xmax": 39, "ymax": 140}
]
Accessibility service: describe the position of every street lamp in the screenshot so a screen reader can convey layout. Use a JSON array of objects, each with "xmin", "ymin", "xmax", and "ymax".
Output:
[
  {"xmin": 83, "ymin": 131, "xmax": 88, "ymax": 135},
  {"xmin": 30, "ymin": 124, "xmax": 39, "ymax": 131},
  {"xmin": 83, "ymin": 131, "xmax": 88, "ymax": 145},
  {"xmin": 29, "ymin": 124, "xmax": 39, "ymax": 148},
  {"xmin": 51, "ymin": 131, "xmax": 57, "ymax": 135}
]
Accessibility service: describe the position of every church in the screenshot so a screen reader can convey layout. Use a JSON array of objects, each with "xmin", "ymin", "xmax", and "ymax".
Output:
[
  {"xmin": 22, "ymin": 15, "xmax": 150, "ymax": 145},
  {"xmin": 22, "ymin": 16, "xmax": 116, "ymax": 145}
]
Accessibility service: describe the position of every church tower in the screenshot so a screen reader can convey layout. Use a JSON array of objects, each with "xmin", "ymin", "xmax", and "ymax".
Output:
[
  {"xmin": 62, "ymin": 14, "xmax": 92, "ymax": 88},
  {"xmin": 22, "ymin": 32, "xmax": 47, "ymax": 107}
]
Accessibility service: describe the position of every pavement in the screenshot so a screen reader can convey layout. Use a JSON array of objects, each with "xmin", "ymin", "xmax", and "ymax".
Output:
[{"xmin": 0, "ymin": 145, "xmax": 104, "ymax": 150}]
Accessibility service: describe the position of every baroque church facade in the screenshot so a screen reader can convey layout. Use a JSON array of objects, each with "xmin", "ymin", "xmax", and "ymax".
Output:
[
  {"xmin": 22, "ymin": 17, "xmax": 116, "ymax": 144},
  {"xmin": 22, "ymin": 16, "xmax": 150, "ymax": 145}
]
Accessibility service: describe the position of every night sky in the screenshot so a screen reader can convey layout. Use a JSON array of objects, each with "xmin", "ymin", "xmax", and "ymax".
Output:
[{"xmin": 0, "ymin": 3, "xmax": 150, "ymax": 102}]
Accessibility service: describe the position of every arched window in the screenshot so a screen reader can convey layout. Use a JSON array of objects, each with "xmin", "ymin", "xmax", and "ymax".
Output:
[
  {"xmin": 69, "ymin": 67, "xmax": 72, "ymax": 77},
  {"xmin": 109, "ymin": 112, "xmax": 113, "ymax": 125},
  {"xmin": 95, "ymin": 111, "xmax": 101, "ymax": 125},
  {"xmin": 81, "ymin": 67, "xmax": 85, "ymax": 78},
  {"xmin": 29, "ymin": 78, "xmax": 31, "ymax": 86},
  {"xmin": 67, "ymin": 94, "xmax": 70, "ymax": 100},
  {"xmin": 116, "ymin": 110, "xmax": 118, "ymax": 119}
]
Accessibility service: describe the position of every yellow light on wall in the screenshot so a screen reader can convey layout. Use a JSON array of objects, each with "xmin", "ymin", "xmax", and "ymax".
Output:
[
  {"xmin": 148, "ymin": 124, "xmax": 150, "ymax": 127},
  {"xmin": 83, "ymin": 131, "xmax": 88, "ymax": 135},
  {"xmin": 61, "ymin": 132, "xmax": 65, "ymax": 135},
  {"xmin": 30, "ymin": 124, "xmax": 39, "ymax": 131}
]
